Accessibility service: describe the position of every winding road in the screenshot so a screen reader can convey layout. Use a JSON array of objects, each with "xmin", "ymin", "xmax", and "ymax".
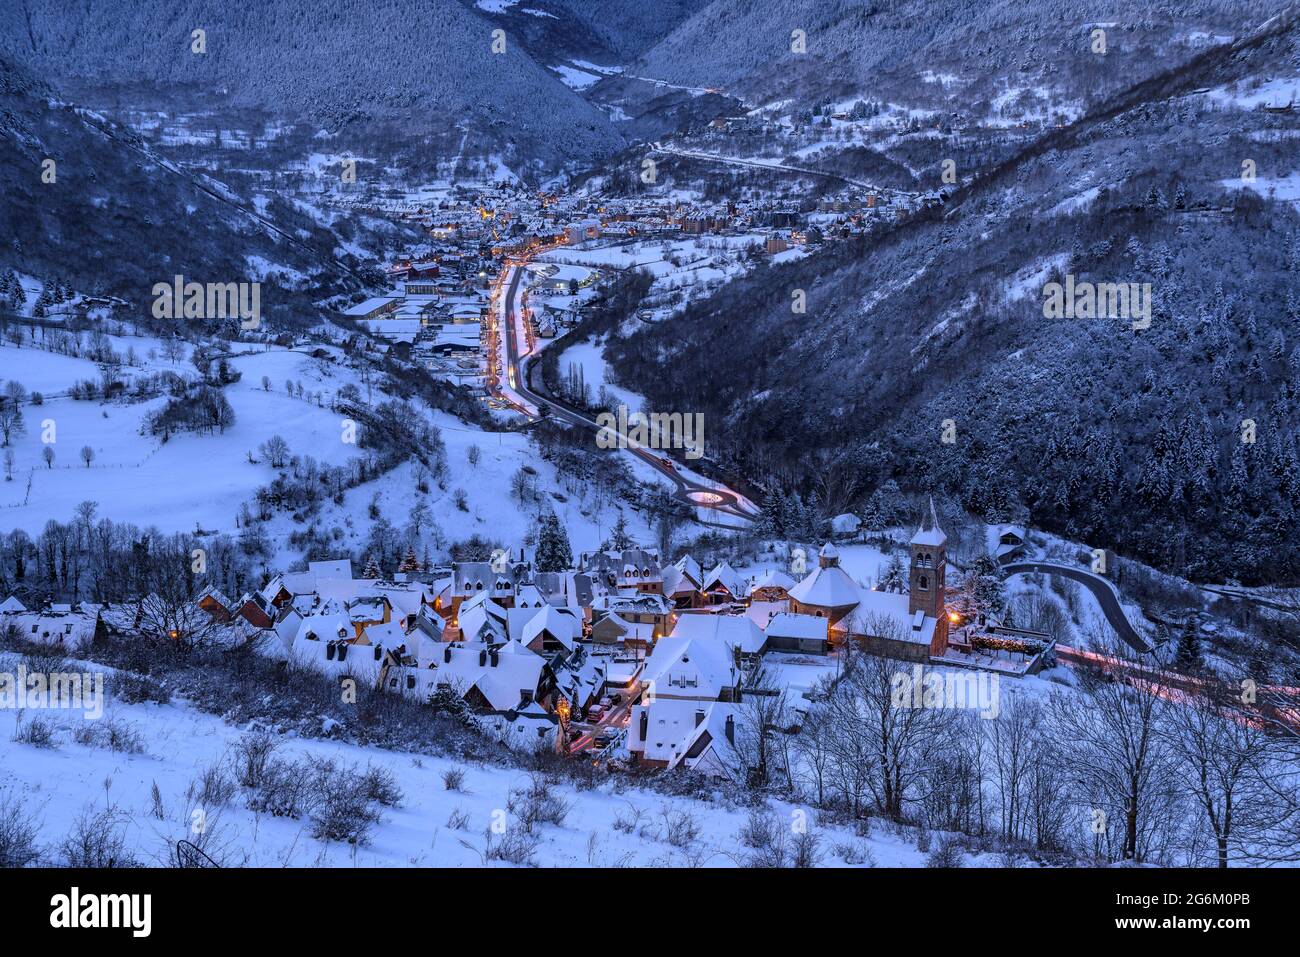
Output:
[
  {"xmin": 489, "ymin": 257, "xmax": 759, "ymax": 525},
  {"xmin": 1002, "ymin": 560, "xmax": 1151, "ymax": 653}
]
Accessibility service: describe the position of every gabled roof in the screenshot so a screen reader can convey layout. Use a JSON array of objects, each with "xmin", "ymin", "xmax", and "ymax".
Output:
[
  {"xmin": 294, "ymin": 613, "xmax": 352, "ymax": 644},
  {"xmin": 9, "ymin": 609, "xmax": 99, "ymax": 650},
  {"xmin": 670, "ymin": 611, "xmax": 765, "ymax": 654},
  {"xmin": 702, "ymin": 561, "xmax": 743, "ymax": 596},
  {"xmin": 643, "ymin": 630, "xmax": 740, "ymax": 699},
  {"xmin": 459, "ymin": 590, "xmax": 507, "ymax": 620},
  {"xmin": 0, "ymin": 596, "xmax": 27, "ymax": 613},
  {"xmin": 433, "ymin": 643, "xmax": 546, "ymax": 712},
  {"xmin": 520, "ymin": 605, "xmax": 580, "ymax": 650},
  {"xmin": 747, "ymin": 568, "xmax": 795, "ymax": 596}
]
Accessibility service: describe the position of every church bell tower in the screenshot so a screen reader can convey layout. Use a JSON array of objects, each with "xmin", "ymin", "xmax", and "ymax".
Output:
[{"xmin": 909, "ymin": 498, "xmax": 948, "ymax": 654}]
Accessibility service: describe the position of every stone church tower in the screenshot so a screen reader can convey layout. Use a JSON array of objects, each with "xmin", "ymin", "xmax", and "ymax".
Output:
[{"xmin": 909, "ymin": 498, "xmax": 949, "ymax": 655}]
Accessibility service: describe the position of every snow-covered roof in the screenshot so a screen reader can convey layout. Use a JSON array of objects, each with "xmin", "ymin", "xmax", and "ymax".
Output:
[
  {"xmin": 765, "ymin": 611, "xmax": 829, "ymax": 642},
  {"xmin": 747, "ymin": 568, "xmax": 795, "ymax": 596},
  {"xmin": 702, "ymin": 561, "xmax": 743, "ymax": 596},
  {"xmin": 0, "ymin": 596, "xmax": 27, "ymax": 613},
  {"xmin": 911, "ymin": 497, "xmax": 947, "ymax": 548},
  {"xmin": 788, "ymin": 562, "xmax": 860, "ymax": 610},
  {"xmin": 520, "ymin": 605, "xmax": 580, "ymax": 651},
  {"xmin": 8, "ymin": 610, "xmax": 98, "ymax": 652},
  {"xmin": 643, "ymin": 629, "xmax": 742, "ymax": 700},
  {"xmin": 850, "ymin": 588, "xmax": 936, "ymax": 646},
  {"xmin": 669, "ymin": 612, "xmax": 765, "ymax": 654},
  {"xmin": 673, "ymin": 554, "xmax": 702, "ymax": 587},
  {"xmin": 831, "ymin": 513, "xmax": 861, "ymax": 534},
  {"xmin": 433, "ymin": 643, "xmax": 546, "ymax": 712}
]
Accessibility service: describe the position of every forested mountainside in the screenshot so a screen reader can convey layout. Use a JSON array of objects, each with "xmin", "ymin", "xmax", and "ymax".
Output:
[
  {"xmin": 469, "ymin": 0, "xmax": 710, "ymax": 65},
  {"xmin": 0, "ymin": 0, "xmax": 621, "ymax": 168},
  {"xmin": 638, "ymin": 0, "xmax": 1258, "ymax": 112},
  {"xmin": 548, "ymin": 0, "xmax": 710, "ymax": 60},
  {"xmin": 609, "ymin": 16, "xmax": 1300, "ymax": 585},
  {"xmin": 0, "ymin": 56, "xmax": 366, "ymax": 316}
]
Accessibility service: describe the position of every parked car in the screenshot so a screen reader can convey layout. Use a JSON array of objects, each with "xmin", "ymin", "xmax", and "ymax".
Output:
[{"xmin": 587, "ymin": 705, "xmax": 605, "ymax": 722}]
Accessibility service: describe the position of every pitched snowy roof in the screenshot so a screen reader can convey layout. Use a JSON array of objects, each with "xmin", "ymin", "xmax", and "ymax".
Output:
[
  {"xmin": 673, "ymin": 554, "xmax": 702, "ymax": 588},
  {"xmin": 850, "ymin": 588, "xmax": 935, "ymax": 646},
  {"xmin": 433, "ymin": 643, "xmax": 546, "ymax": 712},
  {"xmin": 747, "ymin": 568, "xmax": 795, "ymax": 596},
  {"xmin": 520, "ymin": 605, "xmax": 580, "ymax": 650},
  {"xmin": 642, "ymin": 632, "xmax": 738, "ymax": 699},
  {"xmin": 788, "ymin": 562, "xmax": 861, "ymax": 610},
  {"xmin": 668, "ymin": 612, "xmax": 765, "ymax": 655},
  {"xmin": 0, "ymin": 596, "xmax": 27, "ymax": 613},
  {"xmin": 702, "ymin": 561, "xmax": 743, "ymax": 596}
]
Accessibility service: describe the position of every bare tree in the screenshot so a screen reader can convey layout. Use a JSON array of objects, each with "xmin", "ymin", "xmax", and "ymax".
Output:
[
  {"xmin": 982, "ymin": 694, "xmax": 1043, "ymax": 843},
  {"xmin": 824, "ymin": 615, "xmax": 958, "ymax": 820},
  {"xmin": 0, "ymin": 382, "xmax": 25, "ymax": 446},
  {"xmin": 79, "ymin": 445, "xmax": 94, "ymax": 468},
  {"xmin": 1048, "ymin": 656, "xmax": 1179, "ymax": 863},
  {"xmin": 731, "ymin": 667, "xmax": 791, "ymax": 791},
  {"xmin": 1163, "ymin": 685, "xmax": 1276, "ymax": 867},
  {"xmin": 259, "ymin": 435, "xmax": 290, "ymax": 469}
]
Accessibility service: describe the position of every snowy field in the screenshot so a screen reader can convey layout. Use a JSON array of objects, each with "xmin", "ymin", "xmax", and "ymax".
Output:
[
  {"xmin": 0, "ymin": 650, "xmax": 966, "ymax": 868},
  {"xmin": 0, "ymin": 338, "xmax": 664, "ymax": 558}
]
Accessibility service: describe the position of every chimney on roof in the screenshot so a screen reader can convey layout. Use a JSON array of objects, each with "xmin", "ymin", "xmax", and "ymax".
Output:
[
  {"xmin": 479, "ymin": 649, "xmax": 487, "ymax": 666},
  {"xmin": 444, "ymin": 646, "xmax": 452, "ymax": 663},
  {"xmin": 724, "ymin": 714, "xmax": 735, "ymax": 746},
  {"xmin": 490, "ymin": 650, "xmax": 499, "ymax": 668}
]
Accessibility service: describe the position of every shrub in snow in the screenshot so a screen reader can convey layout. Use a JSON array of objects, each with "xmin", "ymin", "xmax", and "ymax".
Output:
[
  {"xmin": 648, "ymin": 806, "xmax": 701, "ymax": 849},
  {"xmin": 12, "ymin": 713, "xmax": 58, "ymax": 749},
  {"xmin": 926, "ymin": 836, "xmax": 965, "ymax": 868},
  {"xmin": 739, "ymin": 807, "xmax": 781, "ymax": 849},
  {"xmin": 442, "ymin": 767, "xmax": 466, "ymax": 792},
  {"xmin": 247, "ymin": 758, "xmax": 314, "ymax": 818},
  {"xmin": 359, "ymin": 763, "xmax": 403, "ymax": 808},
  {"xmin": 111, "ymin": 672, "xmax": 171, "ymax": 705},
  {"xmin": 484, "ymin": 826, "xmax": 540, "ymax": 866},
  {"xmin": 60, "ymin": 806, "xmax": 138, "ymax": 868},
  {"xmin": 232, "ymin": 728, "xmax": 280, "ymax": 788},
  {"xmin": 507, "ymin": 771, "xmax": 571, "ymax": 833},
  {"xmin": 835, "ymin": 839, "xmax": 877, "ymax": 867},
  {"xmin": 790, "ymin": 830, "xmax": 823, "ymax": 868},
  {"xmin": 191, "ymin": 761, "xmax": 237, "ymax": 809},
  {"xmin": 0, "ymin": 792, "xmax": 42, "ymax": 867},
  {"xmin": 73, "ymin": 716, "xmax": 146, "ymax": 754},
  {"xmin": 446, "ymin": 807, "xmax": 471, "ymax": 831},
  {"xmin": 305, "ymin": 757, "xmax": 382, "ymax": 845},
  {"xmin": 915, "ymin": 826, "xmax": 932, "ymax": 853},
  {"xmin": 309, "ymin": 782, "xmax": 381, "ymax": 846}
]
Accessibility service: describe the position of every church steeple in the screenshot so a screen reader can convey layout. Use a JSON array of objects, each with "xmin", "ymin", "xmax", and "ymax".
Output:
[{"xmin": 909, "ymin": 497, "xmax": 948, "ymax": 654}]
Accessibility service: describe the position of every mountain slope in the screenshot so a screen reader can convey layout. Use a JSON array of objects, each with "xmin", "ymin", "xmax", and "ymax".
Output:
[
  {"xmin": 609, "ymin": 11, "xmax": 1300, "ymax": 584},
  {"xmin": 0, "ymin": 0, "xmax": 623, "ymax": 169},
  {"xmin": 637, "ymin": 0, "xmax": 1258, "ymax": 114},
  {"xmin": 0, "ymin": 56, "xmax": 365, "ymax": 319}
]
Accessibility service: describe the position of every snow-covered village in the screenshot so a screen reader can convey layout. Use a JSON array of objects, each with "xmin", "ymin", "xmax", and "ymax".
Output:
[{"xmin": 0, "ymin": 0, "xmax": 1298, "ymax": 934}]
